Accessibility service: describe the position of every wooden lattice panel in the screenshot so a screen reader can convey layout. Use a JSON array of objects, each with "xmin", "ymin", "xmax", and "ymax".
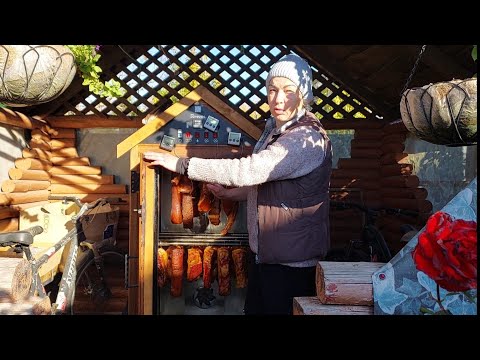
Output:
[{"xmin": 57, "ymin": 45, "xmax": 384, "ymax": 126}]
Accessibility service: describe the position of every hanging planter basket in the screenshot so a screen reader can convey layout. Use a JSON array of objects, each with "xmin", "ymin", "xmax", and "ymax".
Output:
[
  {"xmin": 0, "ymin": 45, "xmax": 76, "ymax": 107},
  {"xmin": 400, "ymin": 77, "xmax": 477, "ymax": 147}
]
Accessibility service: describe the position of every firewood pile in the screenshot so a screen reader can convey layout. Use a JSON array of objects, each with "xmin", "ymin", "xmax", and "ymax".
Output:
[
  {"xmin": 293, "ymin": 261, "xmax": 386, "ymax": 315},
  {"xmin": 0, "ymin": 124, "xmax": 129, "ymax": 252}
]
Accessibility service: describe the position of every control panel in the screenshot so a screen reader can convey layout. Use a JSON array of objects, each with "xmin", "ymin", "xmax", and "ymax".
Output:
[{"xmin": 144, "ymin": 102, "xmax": 257, "ymax": 151}]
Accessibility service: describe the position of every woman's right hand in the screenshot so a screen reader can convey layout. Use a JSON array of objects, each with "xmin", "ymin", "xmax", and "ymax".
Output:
[
  {"xmin": 206, "ymin": 184, "xmax": 230, "ymax": 199},
  {"xmin": 206, "ymin": 184, "xmax": 248, "ymax": 201}
]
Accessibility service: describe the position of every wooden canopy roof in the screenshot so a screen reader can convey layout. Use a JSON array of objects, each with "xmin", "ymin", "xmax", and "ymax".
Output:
[{"xmin": 20, "ymin": 45, "xmax": 475, "ymax": 127}]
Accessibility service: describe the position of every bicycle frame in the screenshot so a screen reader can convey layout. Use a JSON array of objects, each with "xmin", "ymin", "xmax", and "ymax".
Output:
[
  {"xmin": 12, "ymin": 197, "xmax": 110, "ymax": 314},
  {"xmin": 329, "ymin": 201, "xmax": 418, "ymax": 263},
  {"xmin": 19, "ymin": 223, "xmax": 83, "ymax": 314}
]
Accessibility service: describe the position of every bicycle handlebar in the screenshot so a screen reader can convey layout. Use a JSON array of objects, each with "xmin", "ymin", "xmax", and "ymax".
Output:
[
  {"xmin": 330, "ymin": 200, "xmax": 419, "ymax": 218},
  {"xmin": 48, "ymin": 195, "xmax": 110, "ymax": 221},
  {"xmin": 48, "ymin": 195, "xmax": 84, "ymax": 208}
]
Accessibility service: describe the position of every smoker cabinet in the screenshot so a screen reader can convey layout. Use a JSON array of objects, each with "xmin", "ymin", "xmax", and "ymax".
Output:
[
  {"xmin": 132, "ymin": 144, "xmax": 254, "ymax": 314},
  {"xmin": 121, "ymin": 89, "xmax": 262, "ymax": 315}
]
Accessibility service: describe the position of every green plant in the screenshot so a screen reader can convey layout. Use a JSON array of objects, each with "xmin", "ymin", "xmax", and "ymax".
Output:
[{"xmin": 66, "ymin": 45, "xmax": 126, "ymax": 98}]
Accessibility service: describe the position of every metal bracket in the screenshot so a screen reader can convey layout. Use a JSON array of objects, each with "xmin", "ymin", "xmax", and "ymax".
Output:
[{"xmin": 131, "ymin": 171, "xmax": 140, "ymax": 193}]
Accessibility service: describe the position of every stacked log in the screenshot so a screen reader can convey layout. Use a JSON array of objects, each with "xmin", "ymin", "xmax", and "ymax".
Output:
[
  {"xmin": 43, "ymin": 127, "xmax": 130, "ymax": 251},
  {"xmin": 378, "ymin": 120, "xmax": 431, "ymax": 252},
  {"xmin": 293, "ymin": 261, "xmax": 385, "ymax": 315},
  {"xmin": 0, "ymin": 207, "xmax": 19, "ymax": 232},
  {"xmin": 332, "ymin": 129, "xmax": 383, "ymax": 208},
  {"xmin": 0, "ymin": 126, "xmax": 130, "ymax": 252},
  {"xmin": 329, "ymin": 128, "xmax": 383, "ymax": 250}
]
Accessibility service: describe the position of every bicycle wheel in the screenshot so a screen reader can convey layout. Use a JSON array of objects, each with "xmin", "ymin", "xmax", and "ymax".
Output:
[{"xmin": 72, "ymin": 245, "xmax": 127, "ymax": 315}]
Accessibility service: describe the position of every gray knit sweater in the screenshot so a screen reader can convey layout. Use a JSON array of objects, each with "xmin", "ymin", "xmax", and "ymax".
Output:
[{"xmin": 187, "ymin": 111, "xmax": 327, "ymax": 267}]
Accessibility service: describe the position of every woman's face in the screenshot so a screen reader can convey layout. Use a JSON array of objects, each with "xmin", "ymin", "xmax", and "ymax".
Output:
[{"xmin": 267, "ymin": 77, "xmax": 303, "ymax": 123}]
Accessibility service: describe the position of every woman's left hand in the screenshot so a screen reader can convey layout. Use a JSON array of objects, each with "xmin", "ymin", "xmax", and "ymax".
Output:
[{"xmin": 143, "ymin": 151, "xmax": 180, "ymax": 173}]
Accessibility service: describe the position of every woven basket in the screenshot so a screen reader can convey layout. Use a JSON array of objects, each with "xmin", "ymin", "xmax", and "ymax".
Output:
[
  {"xmin": 400, "ymin": 77, "xmax": 477, "ymax": 146},
  {"xmin": 0, "ymin": 45, "xmax": 76, "ymax": 107}
]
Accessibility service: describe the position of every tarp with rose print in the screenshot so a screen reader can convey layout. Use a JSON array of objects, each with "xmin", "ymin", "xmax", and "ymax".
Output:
[{"xmin": 373, "ymin": 177, "xmax": 477, "ymax": 315}]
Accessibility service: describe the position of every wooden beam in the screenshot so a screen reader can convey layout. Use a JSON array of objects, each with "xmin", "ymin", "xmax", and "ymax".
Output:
[
  {"xmin": 116, "ymin": 89, "xmax": 203, "ymax": 158},
  {"xmin": 195, "ymin": 86, "xmax": 262, "ymax": 140},
  {"xmin": 47, "ymin": 115, "xmax": 143, "ymax": 129},
  {"xmin": 118, "ymin": 85, "xmax": 264, "ymax": 159},
  {"xmin": 322, "ymin": 119, "xmax": 384, "ymax": 130},
  {"xmin": 0, "ymin": 108, "xmax": 47, "ymax": 129},
  {"xmin": 292, "ymin": 45, "xmax": 395, "ymax": 119},
  {"xmin": 132, "ymin": 144, "xmax": 254, "ymax": 169},
  {"xmin": 406, "ymin": 45, "xmax": 471, "ymax": 81}
]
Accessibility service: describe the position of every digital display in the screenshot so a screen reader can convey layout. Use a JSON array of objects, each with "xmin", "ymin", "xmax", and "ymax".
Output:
[
  {"xmin": 160, "ymin": 135, "xmax": 176, "ymax": 151},
  {"xmin": 228, "ymin": 132, "xmax": 242, "ymax": 146},
  {"xmin": 204, "ymin": 115, "xmax": 220, "ymax": 132}
]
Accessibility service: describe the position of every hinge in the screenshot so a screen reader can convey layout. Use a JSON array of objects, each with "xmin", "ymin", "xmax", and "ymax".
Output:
[{"xmin": 131, "ymin": 170, "xmax": 140, "ymax": 193}]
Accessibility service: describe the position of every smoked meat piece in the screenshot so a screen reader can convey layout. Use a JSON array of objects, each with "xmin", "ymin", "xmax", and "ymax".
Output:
[
  {"xmin": 157, "ymin": 247, "xmax": 169, "ymax": 287},
  {"xmin": 208, "ymin": 197, "xmax": 221, "ymax": 226},
  {"xmin": 182, "ymin": 193, "xmax": 194, "ymax": 229},
  {"xmin": 170, "ymin": 177, "xmax": 183, "ymax": 224},
  {"xmin": 170, "ymin": 246, "xmax": 184, "ymax": 297},
  {"xmin": 232, "ymin": 247, "xmax": 248, "ymax": 288},
  {"xmin": 220, "ymin": 199, "xmax": 239, "ymax": 236},
  {"xmin": 217, "ymin": 247, "xmax": 231, "ymax": 296},
  {"xmin": 198, "ymin": 182, "xmax": 214, "ymax": 213},
  {"xmin": 202, "ymin": 246, "xmax": 216, "ymax": 289},
  {"xmin": 187, "ymin": 247, "xmax": 203, "ymax": 281}
]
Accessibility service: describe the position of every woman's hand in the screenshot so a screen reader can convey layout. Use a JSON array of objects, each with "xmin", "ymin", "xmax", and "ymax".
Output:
[
  {"xmin": 207, "ymin": 184, "xmax": 248, "ymax": 201},
  {"xmin": 143, "ymin": 151, "xmax": 180, "ymax": 173}
]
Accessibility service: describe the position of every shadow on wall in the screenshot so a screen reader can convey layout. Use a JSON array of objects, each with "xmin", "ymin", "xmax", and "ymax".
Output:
[
  {"xmin": 0, "ymin": 125, "xmax": 27, "ymax": 182},
  {"xmin": 405, "ymin": 133, "xmax": 477, "ymax": 212},
  {"xmin": 77, "ymin": 128, "xmax": 137, "ymax": 185}
]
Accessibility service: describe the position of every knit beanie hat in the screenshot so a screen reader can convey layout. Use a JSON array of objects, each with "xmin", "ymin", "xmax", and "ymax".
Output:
[{"xmin": 265, "ymin": 53, "xmax": 314, "ymax": 104}]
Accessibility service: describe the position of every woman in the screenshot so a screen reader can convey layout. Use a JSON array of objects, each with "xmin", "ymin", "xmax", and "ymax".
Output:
[{"xmin": 144, "ymin": 53, "xmax": 332, "ymax": 315}]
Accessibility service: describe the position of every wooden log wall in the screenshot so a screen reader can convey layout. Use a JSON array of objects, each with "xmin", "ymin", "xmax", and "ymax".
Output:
[
  {"xmin": 328, "ymin": 119, "xmax": 431, "ymax": 256},
  {"xmin": 0, "ymin": 125, "xmax": 130, "ymax": 257}
]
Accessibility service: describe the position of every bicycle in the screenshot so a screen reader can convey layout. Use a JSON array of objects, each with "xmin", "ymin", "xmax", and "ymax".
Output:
[
  {"xmin": 326, "ymin": 201, "xmax": 419, "ymax": 263},
  {"xmin": 0, "ymin": 196, "xmax": 126, "ymax": 315}
]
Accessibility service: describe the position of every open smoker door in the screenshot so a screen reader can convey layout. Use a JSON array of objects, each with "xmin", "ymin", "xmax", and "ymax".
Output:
[{"xmin": 137, "ymin": 144, "xmax": 253, "ymax": 315}]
